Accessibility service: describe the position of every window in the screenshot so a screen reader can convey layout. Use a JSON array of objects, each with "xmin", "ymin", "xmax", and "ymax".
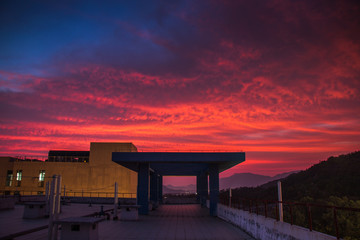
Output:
[
  {"xmin": 38, "ymin": 170, "xmax": 45, "ymax": 187},
  {"xmin": 16, "ymin": 170, "xmax": 22, "ymax": 181},
  {"xmin": 39, "ymin": 170, "xmax": 45, "ymax": 181},
  {"xmin": 16, "ymin": 170, "xmax": 22, "ymax": 186},
  {"xmin": 6, "ymin": 170, "xmax": 13, "ymax": 186},
  {"xmin": 16, "ymin": 170, "xmax": 22, "ymax": 187}
]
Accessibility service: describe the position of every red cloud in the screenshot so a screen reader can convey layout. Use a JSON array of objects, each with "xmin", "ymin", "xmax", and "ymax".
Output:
[{"xmin": 1, "ymin": 0, "xmax": 359, "ymax": 176}]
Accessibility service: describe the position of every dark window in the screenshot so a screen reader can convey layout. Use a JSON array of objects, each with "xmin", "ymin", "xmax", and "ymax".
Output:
[
  {"xmin": 71, "ymin": 224, "xmax": 80, "ymax": 231},
  {"xmin": 47, "ymin": 151, "xmax": 89, "ymax": 163},
  {"xmin": 6, "ymin": 170, "xmax": 13, "ymax": 186}
]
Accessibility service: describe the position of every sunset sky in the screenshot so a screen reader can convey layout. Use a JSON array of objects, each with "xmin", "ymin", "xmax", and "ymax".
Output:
[{"xmin": 1, "ymin": 1, "xmax": 359, "ymax": 180}]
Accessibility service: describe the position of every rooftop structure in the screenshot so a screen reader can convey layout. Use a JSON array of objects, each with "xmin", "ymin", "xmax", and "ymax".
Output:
[
  {"xmin": 0, "ymin": 143, "xmax": 137, "ymax": 197},
  {"xmin": 1, "ymin": 142, "xmax": 246, "ymax": 217},
  {"xmin": 113, "ymin": 151, "xmax": 245, "ymax": 216}
]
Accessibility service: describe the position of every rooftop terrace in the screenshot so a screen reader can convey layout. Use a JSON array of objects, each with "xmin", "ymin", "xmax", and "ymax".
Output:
[{"xmin": 0, "ymin": 203, "xmax": 254, "ymax": 240}]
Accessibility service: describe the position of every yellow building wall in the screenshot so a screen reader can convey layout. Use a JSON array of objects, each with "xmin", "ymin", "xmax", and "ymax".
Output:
[
  {"xmin": 0, "ymin": 142, "xmax": 138, "ymax": 197},
  {"xmin": 0, "ymin": 157, "xmax": 15, "ymax": 189},
  {"xmin": 87, "ymin": 142, "xmax": 137, "ymax": 195}
]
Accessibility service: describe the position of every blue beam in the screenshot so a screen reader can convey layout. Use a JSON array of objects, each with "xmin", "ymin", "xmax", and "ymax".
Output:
[
  {"xmin": 112, "ymin": 152, "xmax": 245, "ymax": 174},
  {"xmin": 209, "ymin": 164, "xmax": 219, "ymax": 216},
  {"xmin": 137, "ymin": 163, "xmax": 149, "ymax": 215}
]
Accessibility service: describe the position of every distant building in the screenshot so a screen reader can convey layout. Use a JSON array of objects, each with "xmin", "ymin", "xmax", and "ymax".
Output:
[{"xmin": 0, "ymin": 142, "xmax": 138, "ymax": 197}]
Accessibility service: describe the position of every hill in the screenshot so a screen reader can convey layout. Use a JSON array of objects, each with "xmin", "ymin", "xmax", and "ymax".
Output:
[
  {"xmin": 229, "ymin": 151, "xmax": 360, "ymax": 201},
  {"xmin": 163, "ymin": 184, "xmax": 196, "ymax": 194},
  {"xmin": 223, "ymin": 151, "xmax": 360, "ymax": 239},
  {"xmin": 219, "ymin": 171, "xmax": 298, "ymax": 190}
]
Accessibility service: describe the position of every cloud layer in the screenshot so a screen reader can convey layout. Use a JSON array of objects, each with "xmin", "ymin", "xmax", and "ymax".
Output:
[{"xmin": 1, "ymin": 0, "xmax": 359, "ymax": 176}]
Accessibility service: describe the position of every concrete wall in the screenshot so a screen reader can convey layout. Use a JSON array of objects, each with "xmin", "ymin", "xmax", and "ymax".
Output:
[
  {"xmin": 0, "ymin": 197, "xmax": 15, "ymax": 210},
  {"xmin": 0, "ymin": 142, "xmax": 138, "ymax": 196},
  {"xmin": 88, "ymin": 142, "xmax": 138, "ymax": 193},
  {"xmin": 218, "ymin": 204, "xmax": 337, "ymax": 240}
]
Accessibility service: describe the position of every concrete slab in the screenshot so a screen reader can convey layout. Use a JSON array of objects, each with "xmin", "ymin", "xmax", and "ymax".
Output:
[
  {"xmin": 2, "ymin": 204, "xmax": 255, "ymax": 240},
  {"xmin": 0, "ymin": 203, "xmax": 112, "ymax": 239}
]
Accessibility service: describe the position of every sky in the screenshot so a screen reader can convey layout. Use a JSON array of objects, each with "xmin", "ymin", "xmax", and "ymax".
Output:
[{"xmin": 1, "ymin": 0, "xmax": 360, "ymax": 181}]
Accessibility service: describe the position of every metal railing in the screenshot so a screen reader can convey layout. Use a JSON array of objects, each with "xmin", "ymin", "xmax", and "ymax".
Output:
[
  {"xmin": 64, "ymin": 191, "xmax": 136, "ymax": 198},
  {"xmin": 219, "ymin": 195, "xmax": 360, "ymax": 239},
  {"xmin": 0, "ymin": 190, "xmax": 136, "ymax": 199},
  {"xmin": 10, "ymin": 156, "xmax": 48, "ymax": 162}
]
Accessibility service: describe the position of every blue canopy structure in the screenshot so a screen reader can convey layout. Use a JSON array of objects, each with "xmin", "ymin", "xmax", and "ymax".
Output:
[{"xmin": 112, "ymin": 152, "xmax": 245, "ymax": 216}]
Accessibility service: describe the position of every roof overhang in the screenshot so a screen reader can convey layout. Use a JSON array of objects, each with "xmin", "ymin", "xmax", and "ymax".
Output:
[{"xmin": 112, "ymin": 152, "xmax": 245, "ymax": 176}]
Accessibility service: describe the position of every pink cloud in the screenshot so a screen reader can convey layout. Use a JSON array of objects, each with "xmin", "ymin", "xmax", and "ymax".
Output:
[{"xmin": 1, "ymin": 0, "xmax": 359, "ymax": 177}]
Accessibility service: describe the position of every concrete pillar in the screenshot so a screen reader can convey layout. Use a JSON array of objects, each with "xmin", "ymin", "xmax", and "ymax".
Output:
[
  {"xmin": 114, "ymin": 182, "xmax": 118, "ymax": 218},
  {"xmin": 199, "ymin": 172, "xmax": 208, "ymax": 207},
  {"xmin": 158, "ymin": 175, "xmax": 163, "ymax": 204},
  {"xmin": 137, "ymin": 163, "xmax": 149, "ymax": 215},
  {"xmin": 150, "ymin": 173, "xmax": 159, "ymax": 208},
  {"xmin": 209, "ymin": 164, "xmax": 219, "ymax": 216}
]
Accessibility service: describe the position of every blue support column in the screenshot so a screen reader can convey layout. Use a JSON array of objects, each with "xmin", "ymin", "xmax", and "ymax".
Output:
[
  {"xmin": 199, "ymin": 172, "xmax": 208, "ymax": 207},
  {"xmin": 209, "ymin": 164, "xmax": 219, "ymax": 216},
  {"xmin": 158, "ymin": 175, "xmax": 163, "ymax": 204},
  {"xmin": 137, "ymin": 163, "xmax": 149, "ymax": 215},
  {"xmin": 150, "ymin": 172, "xmax": 159, "ymax": 209},
  {"xmin": 196, "ymin": 175, "xmax": 200, "ymax": 203}
]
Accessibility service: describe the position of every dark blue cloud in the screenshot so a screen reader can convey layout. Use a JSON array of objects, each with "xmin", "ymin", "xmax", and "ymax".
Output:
[{"xmin": 0, "ymin": 0, "xmax": 359, "ymax": 167}]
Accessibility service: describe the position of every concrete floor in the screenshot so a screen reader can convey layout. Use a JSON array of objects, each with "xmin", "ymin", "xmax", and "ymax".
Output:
[{"xmin": 1, "ymin": 204, "xmax": 255, "ymax": 240}]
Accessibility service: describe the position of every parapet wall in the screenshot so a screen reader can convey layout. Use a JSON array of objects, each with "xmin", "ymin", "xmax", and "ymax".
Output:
[
  {"xmin": 0, "ymin": 197, "xmax": 15, "ymax": 210},
  {"xmin": 218, "ymin": 204, "xmax": 337, "ymax": 240}
]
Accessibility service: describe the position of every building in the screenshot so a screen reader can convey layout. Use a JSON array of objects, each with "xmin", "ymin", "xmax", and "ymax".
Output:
[{"xmin": 0, "ymin": 142, "xmax": 138, "ymax": 197}]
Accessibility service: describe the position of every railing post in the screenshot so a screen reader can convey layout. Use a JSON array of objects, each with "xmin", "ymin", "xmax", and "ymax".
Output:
[
  {"xmin": 53, "ymin": 175, "xmax": 61, "ymax": 240},
  {"xmin": 45, "ymin": 182, "xmax": 50, "ymax": 215},
  {"xmin": 333, "ymin": 207, "xmax": 339, "ymax": 239},
  {"xmin": 256, "ymin": 200, "xmax": 258, "ymax": 215},
  {"xmin": 114, "ymin": 182, "xmax": 118, "ymax": 219},
  {"xmin": 277, "ymin": 181, "xmax": 284, "ymax": 222},
  {"xmin": 48, "ymin": 175, "xmax": 57, "ymax": 240},
  {"xmin": 264, "ymin": 201, "xmax": 267, "ymax": 218},
  {"xmin": 307, "ymin": 204, "xmax": 312, "ymax": 231},
  {"xmin": 229, "ymin": 188, "xmax": 232, "ymax": 208}
]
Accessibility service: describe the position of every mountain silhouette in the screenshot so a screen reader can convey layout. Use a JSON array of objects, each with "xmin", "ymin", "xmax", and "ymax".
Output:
[
  {"xmin": 219, "ymin": 171, "xmax": 299, "ymax": 190},
  {"xmin": 229, "ymin": 151, "xmax": 360, "ymax": 201}
]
